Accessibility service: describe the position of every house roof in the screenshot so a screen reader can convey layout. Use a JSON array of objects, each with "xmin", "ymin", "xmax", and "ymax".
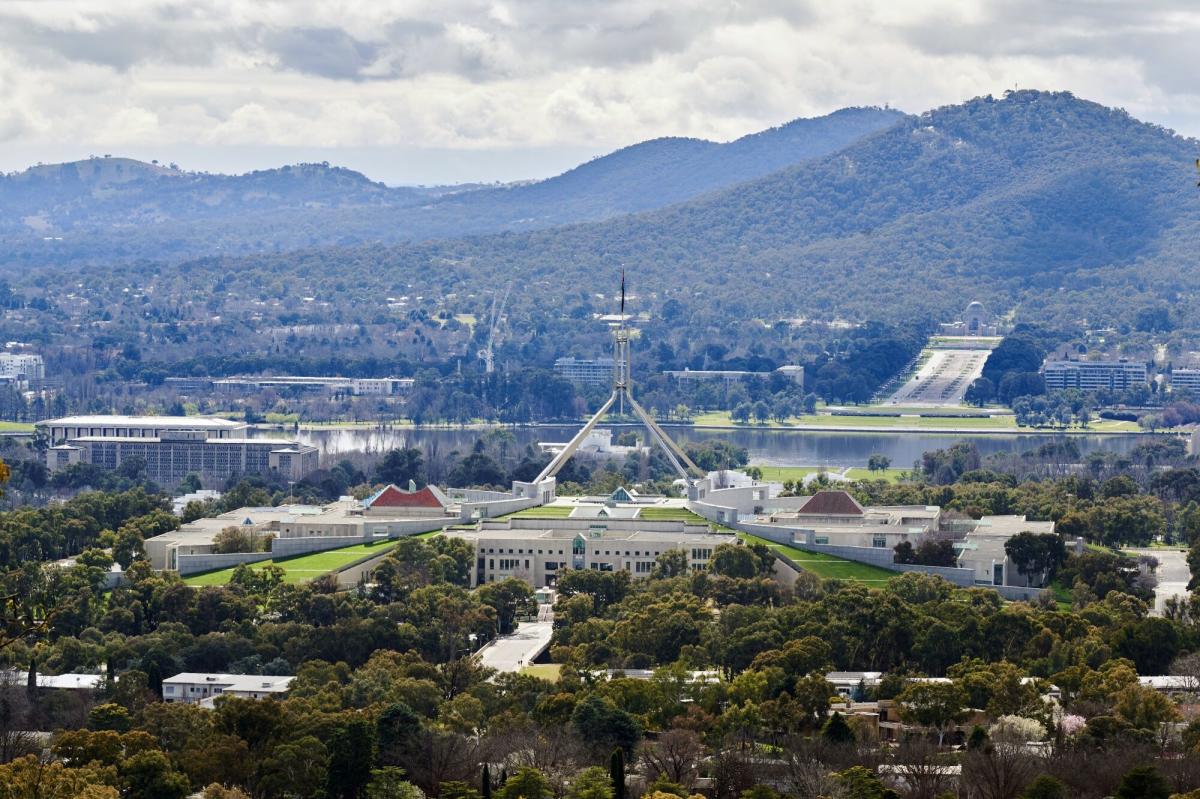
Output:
[
  {"xmin": 797, "ymin": 491, "xmax": 865, "ymax": 516},
  {"xmin": 364, "ymin": 484, "xmax": 448, "ymax": 510}
]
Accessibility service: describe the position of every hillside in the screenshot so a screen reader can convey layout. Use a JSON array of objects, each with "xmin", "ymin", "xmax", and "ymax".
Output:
[
  {"xmin": 154, "ymin": 91, "xmax": 1200, "ymax": 333},
  {"xmin": 0, "ymin": 107, "xmax": 901, "ymax": 261}
]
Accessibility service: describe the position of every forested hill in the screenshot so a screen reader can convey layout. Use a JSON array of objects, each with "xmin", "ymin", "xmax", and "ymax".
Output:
[
  {"xmin": 420, "ymin": 106, "xmax": 906, "ymax": 228},
  {"xmin": 0, "ymin": 107, "xmax": 902, "ymax": 264}
]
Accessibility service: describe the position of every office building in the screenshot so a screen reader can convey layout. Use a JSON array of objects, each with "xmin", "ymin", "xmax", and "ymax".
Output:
[
  {"xmin": 162, "ymin": 673, "xmax": 294, "ymax": 706},
  {"xmin": 1171, "ymin": 369, "xmax": 1200, "ymax": 394},
  {"xmin": 1042, "ymin": 358, "xmax": 1147, "ymax": 391},
  {"xmin": 0, "ymin": 352, "xmax": 44, "ymax": 382},
  {"xmin": 37, "ymin": 415, "xmax": 318, "ymax": 487},
  {"xmin": 554, "ymin": 357, "xmax": 614, "ymax": 386},
  {"xmin": 209, "ymin": 375, "xmax": 414, "ymax": 397}
]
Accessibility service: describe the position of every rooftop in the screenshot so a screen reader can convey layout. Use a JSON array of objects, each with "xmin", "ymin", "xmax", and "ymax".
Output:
[
  {"xmin": 797, "ymin": 491, "xmax": 865, "ymax": 516},
  {"xmin": 162, "ymin": 673, "xmax": 294, "ymax": 693},
  {"xmin": 454, "ymin": 527, "xmax": 736, "ymax": 543},
  {"xmin": 364, "ymin": 483, "xmax": 449, "ymax": 510},
  {"xmin": 36, "ymin": 415, "xmax": 245, "ymax": 429}
]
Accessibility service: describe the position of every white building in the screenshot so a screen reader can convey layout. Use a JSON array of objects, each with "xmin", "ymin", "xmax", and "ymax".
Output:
[
  {"xmin": 664, "ymin": 365, "xmax": 805, "ymax": 389},
  {"xmin": 955, "ymin": 515, "xmax": 1057, "ymax": 586},
  {"xmin": 554, "ymin": 357, "xmax": 614, "ymax": 386},
  {"xmin": 0, "ymin": 352, "xmax": 44, "ymax": 382},
  {"xmin": 37, "ymin": 415, "xmax": 318, "ymax": 487},
  {"xmin": 162, "ymin": 673, "xmax": 294, "ymax": 705},
  {"xmin": 210, "ymin": 375, "xmax": 413, "ymax": 397},
  {"xmin": 1042, "ymin": 359, "xmax": 1147, "ymax": 391},
  {"xmin": 1171, "ymin": 369, "xmax": 1200, "ymax": 394}
]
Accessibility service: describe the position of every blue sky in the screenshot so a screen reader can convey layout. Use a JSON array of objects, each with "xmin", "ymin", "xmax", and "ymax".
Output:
[{"xmin": 1, "ymin": 0, "xmax": 1197, "ymax": 184}]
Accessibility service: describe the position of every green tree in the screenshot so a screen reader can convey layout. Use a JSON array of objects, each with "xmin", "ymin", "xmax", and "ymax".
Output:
[
  {"xmin": 477, "ymin": 578, "xmax": 535, "ymax": 635},
  {"xmin": 119, "ymin": 750, "xmax": 190, "ymax": 799},
  {"xmin": 1020, "ymin": 775, "xmax": 1066, "ymax": 799},
  {"xmin": 568, "ymin": 767, "xmax": 614, "ymax": 799},
  {"xmin": 609, "ymin": 748, "xmax": 625, "ymax": 799},
  {"xmin": 821, "ymin": 711, "xmax": 855, "ymax": 744},
  {"xmin": 368, "ymin": 767, "xmax": 426, "ymax": 799},
  {"xmin": 1114, "ymin": 765, "xmax": 1169, "ymax": 799},
  {"xmin": 867, "ymin": 454, "xmax": 891, "ymax": 473},
  {"xmin": 498, "ymin": 767, "xmax": 552, "ymax": 799},
  {"xmin": 895, "ymin": 681, "xmax": 969, "ymax": 746},
  {"xmin": 325, "ymin": 718, "xmax": 377, "ymax": 799}
]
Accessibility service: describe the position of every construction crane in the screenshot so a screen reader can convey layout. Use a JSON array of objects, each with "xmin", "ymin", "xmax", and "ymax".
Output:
[{"xmin": 478, "ymin": 284, "xmax": 511, "ymax": 374}]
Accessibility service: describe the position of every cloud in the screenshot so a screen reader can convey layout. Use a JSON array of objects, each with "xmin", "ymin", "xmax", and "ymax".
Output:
[{"xmin": 0, "ymin": 0, "xmax": 1197, "ymax": 182}]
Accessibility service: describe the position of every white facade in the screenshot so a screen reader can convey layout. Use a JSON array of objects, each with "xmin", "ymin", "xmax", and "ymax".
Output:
[
  {"xmin": 162, "ymin": 673, "xmax": 293, "ymax": 705},
  {"xmin": 554, "ymin": 357, "xmax": 614, "ymax": 386},
  {"xmin": 1042, "ymin": 359, "xmax": 1147, "ymax": 391},
  {"xmin": 211, "ymin": 376, "xmax": 413, "ymax": 396},
  {"xmin": 0, "ymin": 353, "xmax": 44, "ymax": 381},
  {"xmin": 37, "ymin": 414, "xmax": 246, "ymax": 442},
  {"xmin": 1171, "ymin": 369, "xmax": 1200, "ymax": 394},
  {"xmin": 449, "ymin": 525, "xmax": 736, "ymax": 588}
]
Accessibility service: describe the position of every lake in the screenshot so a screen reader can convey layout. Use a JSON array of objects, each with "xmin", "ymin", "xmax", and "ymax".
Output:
[{"xmin": 275, "ymin": 424, "xmax": 1153, "ymax": 469}]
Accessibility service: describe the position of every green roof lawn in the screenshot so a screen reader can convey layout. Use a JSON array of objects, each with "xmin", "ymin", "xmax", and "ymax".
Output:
[
  {"xmin": 183, "ymin": 538, "xmax": 403, "ymax": 586},
  {"xmin": 738, "ymin": 532, "xmax": 897, "ymax": 584}
]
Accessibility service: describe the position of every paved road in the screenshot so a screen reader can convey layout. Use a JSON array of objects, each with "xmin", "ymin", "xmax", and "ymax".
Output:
[
  {"xmin": 1127, "ymin": 547, "xmax": 1190, "ymax": 615},
  {"xmin": 887, "ymin": 349, "xmax": 990, "ymax": 407},
  {"xmin": 478, "ymin": 604, "xmax": 555, "ymax": 672}
]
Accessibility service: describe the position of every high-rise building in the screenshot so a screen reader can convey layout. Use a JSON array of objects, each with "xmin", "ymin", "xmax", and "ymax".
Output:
[
  {"xmin": 1171, "ymin": 369, "xmax": 1200, "ymax": 394},
  {"xmin": 553, "ymin": 357, "xmax": 614, "ymax": 386}
]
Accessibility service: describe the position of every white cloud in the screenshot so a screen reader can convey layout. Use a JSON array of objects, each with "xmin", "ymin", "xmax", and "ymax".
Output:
[{"xmin": 0, "ymin": 0, "xmax": 1198, "ymax": 183}]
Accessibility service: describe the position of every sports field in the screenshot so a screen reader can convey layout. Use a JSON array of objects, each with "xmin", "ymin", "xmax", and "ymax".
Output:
[
  {"xmin": 183, "ymin": 539, "xmax": 401, "ymax": 586},
  {"xmin": 738, "ymin": 533, "xmax": 897, "ymax": 584}
]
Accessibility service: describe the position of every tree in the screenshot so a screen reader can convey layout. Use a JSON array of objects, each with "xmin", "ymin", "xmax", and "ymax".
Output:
[
  {"xmin": 867, "ymin": 454, "xmax": 891, "ymax": 473},
  {"xmin": 376, "ymin": 448, "xmax": 425, "ymax": 487},
  {"xmin": 1004, "ymin": 533, "xmax": 1067, "ymax": 588},
  {"xmin": 896, "ymin": 681, "xmax": 969, "ymax": 746},
  {"xmin": 821, "ymin": 711, "xmax": 855, "ymax": 744},
  {"xmin": 478, "ymin": 578, "xmax": 535, "ymax": 635},
  {"xmin": 0, "ymin": 755, "xmax": 119, "ymax": 799},
  {"xmin": 498, "ymin": 767, "xmax": 552, "ymax": 799},
  {"xmin": 709, "ymin": 544, "xmax": 759, "ymax": 579},
  {"xmin": 326, "ymin": 718, "xmax": 378, "ymax": 799},
  {"xmin": 1020, "ymin": 776, "xmax": 1066, "ymax": 799},
  {"xmin": 567, "ymin": 767, "xmax": 614, "ymax": 799},
  {"xmin": 119, "ymin": 750, "xmax": 190, "ymax": 799},
  {"xmin": 368, "ymin": 767, "xmax": 426, "ymax": 799},
  {"xmin": 640, "ymin": 729, "xmax": 703, "ymax": 788},
  {"xmin": 609, "ymin": 748, "xmax": 625, "ymax": 799},
  {"xmin": 652, "ymin": 550, "xmax": 689, "ymax": 579},
  {"xmin": 1114, "ymin": 765, "xmax": 1170, "ymax": 799}
]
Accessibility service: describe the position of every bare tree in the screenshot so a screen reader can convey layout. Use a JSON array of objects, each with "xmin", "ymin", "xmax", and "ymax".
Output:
[
  {"xmin": 962, "ymin": 744, "xmax": 1039, "ymax": 799},
  {"xmin": 0, "ymin": 671, "xmax": 38, "ymax": 764},
  {"xmin": 886, "ymin": 740, "xmax": 958, "ymax": 799},
  {"xmin": 640, "ymin": 728, "xmax": 706, "ymax": 788}
]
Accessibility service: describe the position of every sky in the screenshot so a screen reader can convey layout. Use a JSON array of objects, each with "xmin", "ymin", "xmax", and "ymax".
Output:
[{"xmin": 1, "ymin": 0, "xmax": 1199, "ymax": 185}]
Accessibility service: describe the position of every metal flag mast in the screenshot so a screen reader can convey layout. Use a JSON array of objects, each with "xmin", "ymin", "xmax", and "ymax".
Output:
[{"xmin": 533, "ymin": 270, "xmax": 704, "ymax": 485}]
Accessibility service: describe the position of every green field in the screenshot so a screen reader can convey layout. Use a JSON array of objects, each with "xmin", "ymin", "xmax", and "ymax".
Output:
[
  {"xmin": 520, "ymin": 664, "xmax": 563, "ymax": 681},
  {"xmin": 509, "ymin": 505, "xmax": 575, "ymax": 519},
  {"xmin": 751, "ymin": 465, "xmax": 909, "ymax": 484},
  {"xmin": 0, "ymin": 421, "xmax": 34, "ymax": 433},
  {"xmin": 183, "ymin": 539, "xmax": 401, "ymax": 586},
  {"xmin": 637, "ymin": 507, "xmax": 710, "ymax": 523},
  {"xmin": 739, "ymin": 533, "xmax": 897, "ymax": 584}
]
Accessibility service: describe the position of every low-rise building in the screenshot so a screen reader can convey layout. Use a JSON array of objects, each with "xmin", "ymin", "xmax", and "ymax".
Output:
[
  {"xmin": 1042, "ymin": 358, "xmax": 1147, "ymax": 391},
  {"xmin": 0, "ymin": 352, "xmax": 44, "ymax": 383},
  {"xmin": 763, "ymin": 491, "xmax": 943, "ymax": 550},
  {"xmin": 210, "ymin": 375, "xmax": 414, "ymax": 397},
  {"xmin": 37, "ymin": 415, "xmax": 318, "ymax": 488},
  {"xmin": 162, "ymin": 673, "xmax": 294, "ymax": 705},
  {"xmin": 956, "ymin": 515, "xmax": 1057, "ymax": 586},
  {"xmin": 664, "ymin": 365, "xmax": 805, "ymax": 389}
]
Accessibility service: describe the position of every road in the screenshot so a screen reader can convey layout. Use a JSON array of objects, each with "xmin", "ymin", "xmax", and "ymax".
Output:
[
  {"xmin": 1127, "ymin": 547, "xmax": 1190, "ymax": 616},
  {"xmin": 887, "ymin": 349, "xmax": 991, "ymax": 407},
  {"xmin": 477, "ymin": 603, "xmax": 555, "ymax": 672}
]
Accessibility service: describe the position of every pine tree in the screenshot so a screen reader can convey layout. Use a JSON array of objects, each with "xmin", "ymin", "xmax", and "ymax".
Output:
[
  {"xmin": 482, "ymin": 764, "xmax": 492, "ymax": 799},
  {"xmin": 609, "ymin": 748, "xmax": 625, "ymax": 799}
]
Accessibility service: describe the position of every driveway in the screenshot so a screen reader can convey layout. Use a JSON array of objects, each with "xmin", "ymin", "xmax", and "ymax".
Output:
[
  {"xmin": 1127, "ymin": 547, "xmax": 1190, "ymax": 616},
  {"xmin": 477, "ymin": 603, "xmax": 555, "ymax": 672}
]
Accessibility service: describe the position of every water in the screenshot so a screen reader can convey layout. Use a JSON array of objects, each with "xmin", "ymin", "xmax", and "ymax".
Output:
[{"xmin": 267, "ymin": 424, "xmax": 1151, "ymax": 469}]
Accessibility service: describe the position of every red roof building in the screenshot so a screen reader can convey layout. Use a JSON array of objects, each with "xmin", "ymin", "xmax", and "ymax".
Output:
[
  {"xmin": 796, "ymin": 490, "xmax": 865, "ymax": 516},
  {"xmin": 363, "ymin": 484, "xmax": 451, "ymax": 516}
]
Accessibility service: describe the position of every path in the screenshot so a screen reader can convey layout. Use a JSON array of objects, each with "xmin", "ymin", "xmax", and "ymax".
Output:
[
  {"xmin": 1127, "ymin": 547, "xmax": 1190, "ymax": 616},
  {"xmin": 886, "ymin": 348, "xmax": 991, "ymax": 407},
  {"xmin": 477, "ymin": 603, "xmax": 555, "ymax": 672}
]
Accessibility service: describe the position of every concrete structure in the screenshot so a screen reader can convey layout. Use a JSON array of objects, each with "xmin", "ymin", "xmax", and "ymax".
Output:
[
  {"xmin": 172, "ymin": 489, "xmax": 223, "ymax": 515},
  {"xmin": 0, "ymin": 352, "xmax": 44, "ymax": 383},
  {"xmin": 145, "ymin": 485, "xmax": 462, "ymax": 571},
  {"xmin": 759, "ymin": 491, "xmax": 943, "ymax": 550},
  {"xmin": 162, "ymin": 673, "xmax": 294, "ymax": 705},
  {"xmin": 1171, "ymin": 369, "xmax": 1200, "ymax": 394},
  {"xmin": 207, "ymin": 375, "xmax": 413, "ymax": 397},
  {"xmin": 537, "ymin": 428, "xmax": 647, "ymax": 460},
  {"xmin": 664, "ymin": 365, "xmax": 804, "ymax": 389},
  {"xmin": 1042, "ymin": 358, "xmax": 1148, "ymax": 391},
  {"xmin": 554, "ymin": 356, "xmax": 614, "ymax": 387},
  {"xmin": 886, "ymin": 347, "xmax": 991, "ymax": 407},
  {"xmin": 37, "ymin": 415, "xmax": 318, "ymax": 487},
  {"xmin": 955, "ymin": 515, "xmax": 1056, "ymax": 587},
  {"xmin": 7, "ymin": 671, "xmax": 103, "ymax": 691},
  {"xmin": 939, "ymin": 300, "xmax": 1004, "ymax": 337}
]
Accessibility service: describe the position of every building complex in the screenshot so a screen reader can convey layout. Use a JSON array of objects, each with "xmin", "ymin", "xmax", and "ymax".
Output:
[
  {"xmin": 37, "ymin": 415, "xmax": 319, "ymax": 488},
  {"xmin": 663, "ymin": 364, "xmax": 805, "ymax": 389},
  {"xmin": 553, "ymin": 357, "xmax": 615, "ymax": 387},
  {"xmin": 1170, "ymin": 368, "xmax": 1200, "ymax": 394}
]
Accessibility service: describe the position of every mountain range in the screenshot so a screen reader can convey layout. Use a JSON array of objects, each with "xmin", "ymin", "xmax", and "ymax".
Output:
[
  {"xmin": 0, "ymin": 107, "xmax": 902, "ymax": 262},
  {"xmin": 2, "ymin": 91, "xmax": 1198, "ymax": 337}
]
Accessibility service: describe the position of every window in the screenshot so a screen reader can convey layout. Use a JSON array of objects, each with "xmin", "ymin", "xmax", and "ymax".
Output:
[
  {"xmin": 872, "ymin": 535, "xmax": 887, "ymax": 548},
  {"xmin": 164, "ymin": 686, "xmax": 174, "ymax": 694},
  {"xmin": 815, "ymin": 536, "xmax": 829, "ymax": 545},
  {"xmin": 545, "ymin": 562, "xmax": 558, "ymax": 571},
  {"xmin": 635, "ymin": 562, "xmax": 653, "ymax": 574},
  {"xmin": 691, "ymin": 548, "xmax": 712, "ymax": 560}
]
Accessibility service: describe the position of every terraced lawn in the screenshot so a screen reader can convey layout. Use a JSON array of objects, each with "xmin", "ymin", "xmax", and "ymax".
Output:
[
  {"xmin": 637, "ymin": 507, "xmax": 710, "ymax": 523},
  {"xmin": 509, "ymin": 505, "xmax": 574, "ymax": 519},
  {"xmin": 752, "ymin": 466, "xmax": 909, "ymax": 484},
  {"xmin": 183, "ymin": 539, "xmax": 402, "ymax": 586},
  {"xmin": 738, "ymin": 533, "xmax": 897, "ymax": 584}
]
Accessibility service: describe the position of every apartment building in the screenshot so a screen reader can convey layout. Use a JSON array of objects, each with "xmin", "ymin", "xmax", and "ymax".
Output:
[
  {"xmin": 1042, "ymin": 358, "xmax": 1148, "ymax": 391},
  {"xmin": 554, "ymin": 357, "xmax": 615, "ymax": 386},
  {"xmin": 37, "ymin": 415, "xmax": 318, "ymax": 487}
]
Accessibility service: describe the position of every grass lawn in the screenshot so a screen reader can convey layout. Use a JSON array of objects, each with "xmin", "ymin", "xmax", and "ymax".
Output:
[
  {"xmin": 750, "ymin": 465, "xmax": 909, "ymax": 484},
  {"xmin": 509, "ymin": 505, "xmax": 575, "ymax": 519},
  {"xmin": 738, "ymin": 533, "xmax": 897, "ymax": 584},
  {"xmin": 183, "ymin": 539, "xmax": 400, "ymax": 586},
  {"xmin": 264, "ymin": 412, "xmax": 300, "ymax": 424},
  {"xmin": 520, "ymin": 664, "xmax": 563, "ymax": 681},
  {"xmin": 0, "ymin": 421, "xmax": 34, "ymax": 433},
  {"xmin": 637, "ymin": 507, "xmax": 710, "ymax": 523}
]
